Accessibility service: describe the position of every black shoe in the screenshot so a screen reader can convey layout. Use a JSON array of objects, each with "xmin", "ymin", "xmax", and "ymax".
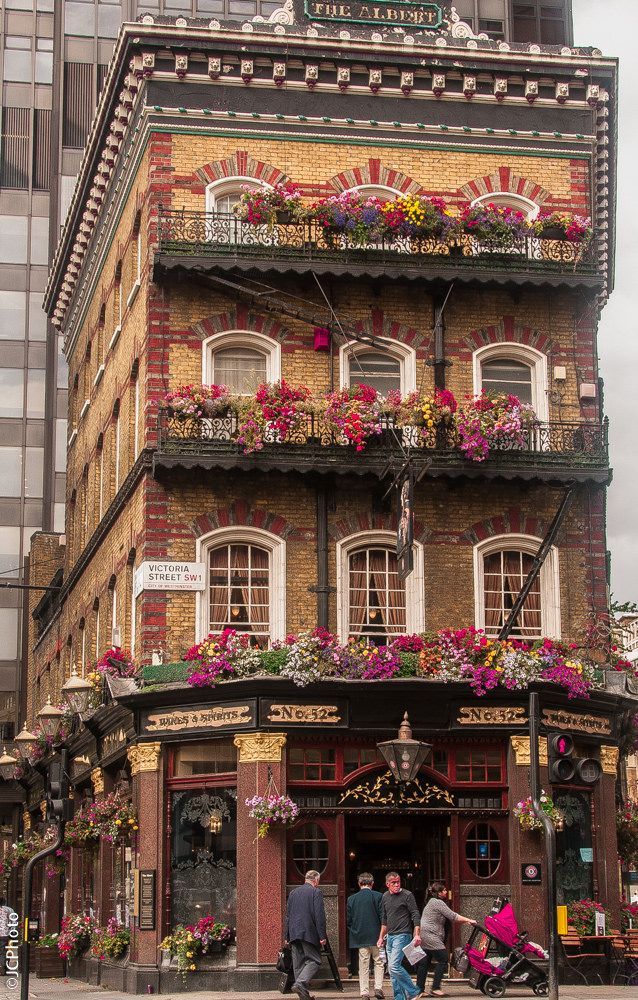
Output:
[{"xmin": 291, "ymin": 985, "xmax": 311, "ymax": 1000}]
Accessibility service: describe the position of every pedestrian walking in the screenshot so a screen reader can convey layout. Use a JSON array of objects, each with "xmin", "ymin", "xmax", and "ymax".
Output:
[
  {"xmin": 347, "ymin": 872, "xmax": 385, "ymax": 1000},
  {"xmin": 415, "ymin": 881, "xmax": 476, "ymax": 998},
  {"xmin": 377, "ymin": 871, "xmax": 421, "ymax": 1000},
  {"xmin": 285, "ymin": 869, "xmax": 327, "ymax": 1000}
]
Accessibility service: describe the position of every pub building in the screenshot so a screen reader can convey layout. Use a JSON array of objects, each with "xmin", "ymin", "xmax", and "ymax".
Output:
[{"xmin": 14, "ymin": 0, "xmax": 635, "ymax": 992}]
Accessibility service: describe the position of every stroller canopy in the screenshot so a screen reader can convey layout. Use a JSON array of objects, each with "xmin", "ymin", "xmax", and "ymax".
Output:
[{"xmin": 484, "ymin": 903, "xmax": 520, "ymax": 948}]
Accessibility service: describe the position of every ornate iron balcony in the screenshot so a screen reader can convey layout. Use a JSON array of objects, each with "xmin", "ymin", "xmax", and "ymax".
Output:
[
  {"xmin": 153, "ymin": 210, "xmax": 601, "ymax": 287},
  {"xmin": 154, "ymin": 410, "xmax": 609, "ymax": 483}
]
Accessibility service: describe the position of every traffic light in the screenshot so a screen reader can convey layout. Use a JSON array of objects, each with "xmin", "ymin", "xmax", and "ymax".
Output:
[
  {"xmin": 47, "ymin": 756, "xmax": 73, "ymax": 821},
  {"xmin": 547, "ymin": 732, "xmax": 602, "ymax": 786},
  {"xmin": 547, "ymin": 732, "xmax": 575, "ymax": 783}
]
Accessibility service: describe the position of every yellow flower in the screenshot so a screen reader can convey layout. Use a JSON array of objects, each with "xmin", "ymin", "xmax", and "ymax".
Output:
[
  {"xmin": 115, "ymin": 819, "xmax": 122, "ymax": 826},
  {"xmin": 133, "ymin": 824, "xmax": 138, "ymax": 830},
  {"xmin": 187, "ymin": 951, "xmax": 193, "ymax": 957},
  {"xmin": 128, "ymin": 818, "xmax": 134, "ymax": 824}
]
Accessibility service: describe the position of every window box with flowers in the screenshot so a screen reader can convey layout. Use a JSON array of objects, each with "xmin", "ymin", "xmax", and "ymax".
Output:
[
  {"xmin": 233, "ymin": 182, "xmax": 304, "ymax": 228},
  {"xmin": 513, "ymin": 791, "xmax": 564, "ymax": 831},
  {"xmin": 160, "ymin": 917, "xmax": 233, "ymax": 980},
  {"xmin": 35, "ymin": 934, "xmax": 65, "ymax": 979},
  {"xmin": 460, "ymin": 203, "xmax": 529, "ymax": 248},
  {"xmin": 532, "ymin": 211, "xmax": 592, "ymax": 244}
]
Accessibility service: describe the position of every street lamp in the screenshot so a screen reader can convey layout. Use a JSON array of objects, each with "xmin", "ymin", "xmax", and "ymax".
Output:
[
  {"xmin": 0, "ymin": 748, "xmax": 17, "ymax": 782},
  {"xmin": 377, "ymin": 712, "xmax": 432, "ymax": 785},
  {"xmin": 36, "ymin": 699, "xmax": 65, "ymax": 742},
  {"xmin": 61, "ymin": 667, "xmax": 93, "ymax": 717},
  {"xmin": 14, "ymin": 725, "xmax": 36, "ymax": 755}
]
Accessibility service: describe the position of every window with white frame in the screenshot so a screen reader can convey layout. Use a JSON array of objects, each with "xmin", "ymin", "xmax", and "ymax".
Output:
[
  {"xmin": 471, "ymin": 191, "xmax": 540, "ymax": 220},
  {"xmin": 341, "ymin": 338, "xmax": 416, "ymax": 396},
  {"xmin": 206, "ymin": 177, "xmax": 267, "ymax": 216},
  {"xmin": 337, "ymin": 531, "xmax": 424, "ymax": 641},
  {"xmin": 197, "ymin": 527, "xmax": 286, "ymax": 644},
  {"xmin": 203, "ymin": 331, "xmax": 280, "ymax": 393},
  {"xmin": 473, "ymin": 343, "xmax": 548, "ymax": 422},
  {"xmin": 474, "ymin": 534, "xmax": 560, "ymax": 639},
  {"xmin": 345, "ymin": 184, "xmax": 402, "ymax": 201}
]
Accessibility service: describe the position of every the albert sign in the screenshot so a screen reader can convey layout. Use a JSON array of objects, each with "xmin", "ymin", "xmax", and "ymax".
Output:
[{"xmin": 133, "ymin": 561, "xmax": 206, "ymax": 598}]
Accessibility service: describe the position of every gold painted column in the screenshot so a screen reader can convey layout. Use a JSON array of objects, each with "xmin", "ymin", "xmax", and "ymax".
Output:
[
  {"xmin": 234, "ymin": 732, "xmax": 287, "ymax": 985},
  {"xmin": 127, "ymin": 742, "xmax": 162, "ymax": 992}
]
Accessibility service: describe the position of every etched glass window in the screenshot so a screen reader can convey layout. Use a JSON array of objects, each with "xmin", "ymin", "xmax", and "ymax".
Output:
[
  {"xmin": 555, "ymin": 792, "xmax": 593, "ymax": 905},
  {"xmin": 348, "ymin": 547, "xmax": 406, "ymax": 643},
  {"xmin": 170, "ymin": 788, "xmax": 236, "ymax": 928},
  {"xmin": 208, "ymin": 543, "xmax": 270, "ymax": 644},
  {"xmin": 213, "ymin": 347, "xmax": 266, "ymax": 394}
]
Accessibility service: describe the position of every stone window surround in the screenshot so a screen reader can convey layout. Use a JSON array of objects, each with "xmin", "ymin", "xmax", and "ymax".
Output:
[{"xmin": 472, "ymin": 341, "xmax": 549, "ymax": 423}]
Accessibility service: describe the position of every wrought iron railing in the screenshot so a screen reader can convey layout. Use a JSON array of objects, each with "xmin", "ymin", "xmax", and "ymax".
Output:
[
  {"xmin": 156, "ymin": 410, "xmax": 608, "ymax": 465},
  {"xmin": 155, "ymin": 209, "xmax": 599, "ymax": 276}
]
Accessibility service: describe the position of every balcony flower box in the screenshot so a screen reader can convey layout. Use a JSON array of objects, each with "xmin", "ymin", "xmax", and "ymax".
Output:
[{"xmin": 532, "ymin": 211, "xmax": 592, "ymax": 244}]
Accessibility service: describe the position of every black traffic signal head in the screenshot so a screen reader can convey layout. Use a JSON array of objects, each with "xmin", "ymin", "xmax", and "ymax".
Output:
[
  {"xmin": 548, "ymin": 732, "xmax": 575, "ymax": 783},
  {"xmin": 576, "ymin": 758, "xmax": 603, "ymax": 785}
]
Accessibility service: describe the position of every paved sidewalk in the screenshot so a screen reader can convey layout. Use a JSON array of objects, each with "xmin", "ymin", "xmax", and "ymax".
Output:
[{"xmin": 2, "ymin": 979, "xmax": 637, "ymax": 1000}]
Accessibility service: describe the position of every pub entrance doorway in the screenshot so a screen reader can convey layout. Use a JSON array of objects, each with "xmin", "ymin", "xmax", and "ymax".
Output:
[{"xmin": 345, "ymin": 814, "xmax": 450, "ymax": 911}]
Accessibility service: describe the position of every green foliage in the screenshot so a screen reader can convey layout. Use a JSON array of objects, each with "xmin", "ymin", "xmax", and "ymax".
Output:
[
  {"xmin": 259, "ymin": 648, "xmax": 289, "ymax": 674},
  {"xmin": 396, "ymin": 652, "xmax": 419, "ymax": 677},
  {"xmin": 141, "ymin": 662, "xmax": 190, "ymax": 685}
]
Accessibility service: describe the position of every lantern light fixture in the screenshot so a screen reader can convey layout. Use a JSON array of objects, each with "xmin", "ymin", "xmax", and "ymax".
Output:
[{"xmin": 377, "ymin": 712, "xmax": 431, "ymax": 786}]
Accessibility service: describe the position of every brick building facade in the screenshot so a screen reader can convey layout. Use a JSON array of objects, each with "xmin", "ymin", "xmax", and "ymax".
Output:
[{"xmin": 16, "ymin": 5, "xmax": 636, "ymax": 993}]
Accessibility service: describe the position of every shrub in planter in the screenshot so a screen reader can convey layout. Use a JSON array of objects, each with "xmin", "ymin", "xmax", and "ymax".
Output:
[
  {"xmin": 567, "ymin": 898, "xmax": 609, "ymax": 936},
  {"xmin": 91, "ymin": 919, "xmax": 130, "ymax": 961}
]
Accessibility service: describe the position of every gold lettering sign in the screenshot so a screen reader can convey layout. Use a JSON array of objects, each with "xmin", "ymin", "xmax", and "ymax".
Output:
[
  {"xmin": 145, "ymin": 704, "xmax": 253, "ymax": 733},
  {"xmin": 304, "ymin": 0, "xmax": 443, "ymax": 26},
  {"xmin": 458, "ymin": 706, "xmax": 527, "ymax": 726},
  {"xmin": 266, "ymin": 704, "xmax": 341, "ymax": 724},
  {"xmin": 542, "ymin": 708, "xmax": 611, "ymax": 736}
]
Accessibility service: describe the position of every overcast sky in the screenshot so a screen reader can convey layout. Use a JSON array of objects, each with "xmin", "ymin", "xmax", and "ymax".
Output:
[{"xmin": 571, "ymin": 3, "xmax": 638, "ymax": 604}]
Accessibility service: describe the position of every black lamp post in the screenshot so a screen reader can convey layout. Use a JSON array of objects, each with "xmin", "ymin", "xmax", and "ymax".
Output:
[
  {"xmin": 13, "ymin": 669, "xmax": 93, "ymax": 1000},
  {"xmin": 377, "ymin": 712, "xmax": 432, "ymax": 788}
]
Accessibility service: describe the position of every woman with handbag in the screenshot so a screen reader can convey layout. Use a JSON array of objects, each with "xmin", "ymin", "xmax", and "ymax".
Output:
[{"xmin": 415, "ymin": 882, "xmax": 476, "ymax": 998}]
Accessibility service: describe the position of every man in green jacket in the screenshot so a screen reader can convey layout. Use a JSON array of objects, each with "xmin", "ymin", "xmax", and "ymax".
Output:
[{"xmin": 347, "ymin": 873, "xmax": 385, "ymax": 1000}]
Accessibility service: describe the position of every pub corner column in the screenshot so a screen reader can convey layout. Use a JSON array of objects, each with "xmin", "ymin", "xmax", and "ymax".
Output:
[
  {"xmin": 507, "ymin": 735, "xmax": 546, "ymax": 948},
  {"xmin": 126, "ymin": 742, "xmax": 162, "ymax": 994},
  {"xmin": 233, "ymin": 731, "xmax": 287, "ymax": 992}
]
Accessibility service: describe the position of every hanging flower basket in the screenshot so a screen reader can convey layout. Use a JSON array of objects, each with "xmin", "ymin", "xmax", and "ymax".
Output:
[
  {"xmin": 513, "ymin": 790, "xmax": 564, "ymax": 831},
  {"xmin": 246, "ymin": 770, "xmax": 299, "ymax": 838}
]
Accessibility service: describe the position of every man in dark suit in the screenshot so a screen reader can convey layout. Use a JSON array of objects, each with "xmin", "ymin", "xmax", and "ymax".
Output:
[
  {"xmin": 285, "ymin": 869, "xmax": 327, "ymax": 1000},
  {"xmin": 347, "ymin": 872, "xmax": 385, "ymax": 999}
]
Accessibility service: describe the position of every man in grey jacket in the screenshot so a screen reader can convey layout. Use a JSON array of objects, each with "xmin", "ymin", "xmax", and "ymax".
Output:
[{"xmin": 285, "ymin": 869, "xmax": 327, "ymax": 1000}]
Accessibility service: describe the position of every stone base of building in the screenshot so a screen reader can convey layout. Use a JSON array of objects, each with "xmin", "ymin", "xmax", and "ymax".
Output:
[
  {"xmin": 230, "ymin": 963, "xmax": 285, "ymax": 992},
  {"xmin": 124, "ymin": 962, "xmax": 161, "ymax": 994}
]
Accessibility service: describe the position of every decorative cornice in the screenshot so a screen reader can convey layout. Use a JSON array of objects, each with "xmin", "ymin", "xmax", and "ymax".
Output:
[
  {"xmin": 600, "ymin": 745, "xmax": 619, "ymax": 775},
  {"xmin": 127, "ymin": 742, "xmax": 161, "ymax": 774},
  {"xmin": 510, "ymin": 735, "xmax": 548, "ymax": 767},
  {"xmin": 234, "ymin": 731, "xmax": 287, "ymax": 762}
]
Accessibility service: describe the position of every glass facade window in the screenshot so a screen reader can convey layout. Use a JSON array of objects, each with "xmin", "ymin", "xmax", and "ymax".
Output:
[
  {"xmin": 555, "ymin": 792, "xmax": 593, "ymax": 904},
  {"xmin": 27, "ymin": 369, "xmax": 46, "ymax": 418},
  {"xmin": 28, "ymin": 293, "xmax": 47, "ymax": 342},
  {"xmin": 208, "ymin": 543, "xmax": 270, "ymax": 643},
  {"xmin": 0, "ymin": 526, "xmax": 20, "ymax": 577},
  {"xmin": 0, "ymin": 218, "xmax": 28, "ymax": 264},
  {"xmin": 0, "ymin": 292, "xmax": 27, "ymax": 340},
  {"xmin": 24, "ymin": 447, "xmax": 44, "ymax": 498},
  {"xmin": 65, "ymin": 2, "xmax": 96, "ymax": 36},
  {"xmin": 30, "ymin": 219, "xmax": 49, "ymax": 266},
  {"xmin": 0, "ymin": 610, "xmax": 19, "ymax": 660},
  {"xmin": 170, "ymin": 788, "xmax": 237, "ymax": 928},
  {"xmin": 0, "ymin": 449, "xmax": 22, "ymax": 497},
  {"xmin": 0, "ymin": 370, "xmax": 24, "ymax": 418},
  {"xmin": 97, "ymin": 4, "xmax": 121, "ymax": 38},
  {"xmin": 3, "ymin": 41, "xmax": 32, "ymax": 84},
  {"xmin": 348, "ymin": 547, "xmax": 406, "ymax": 643}
]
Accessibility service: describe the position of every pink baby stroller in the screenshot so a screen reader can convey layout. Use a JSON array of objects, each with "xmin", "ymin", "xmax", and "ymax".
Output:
[{"xmin": 454, "ymin": 901, "xmax": 549, "ymax": 998}]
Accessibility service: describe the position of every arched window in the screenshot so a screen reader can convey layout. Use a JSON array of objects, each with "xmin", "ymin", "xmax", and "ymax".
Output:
[
  {"xmin": 337, "ymin": 531, "xmax": 424, "ymax": 641},
  {"xmin": 341, "ymin": 338, "xmax": 416, "ymax": 396},
  {"xmin": 206, "ymin": 176, "xmax": 269, "ymax": 216},
  {"xmin": 473, "ymin": 343, "xmax": 548, "ymax": 422},
  {"xmin": 474, "ymin": 534, "xmax": 560, "ymax": 639},
  {"xmin": 197, "ymin": 527, "xmax": 286, "ymax": 644},
  {"xmin": 202, "ymin": 330, "xmax": 280, "ymax": 393},
  {"xmin": 344, "ymin": 183, "xmax": 402, "ymax": 201},
  {"xmin": 471, "ymin": 191, "xmax": 540, "ymax": 220}
]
